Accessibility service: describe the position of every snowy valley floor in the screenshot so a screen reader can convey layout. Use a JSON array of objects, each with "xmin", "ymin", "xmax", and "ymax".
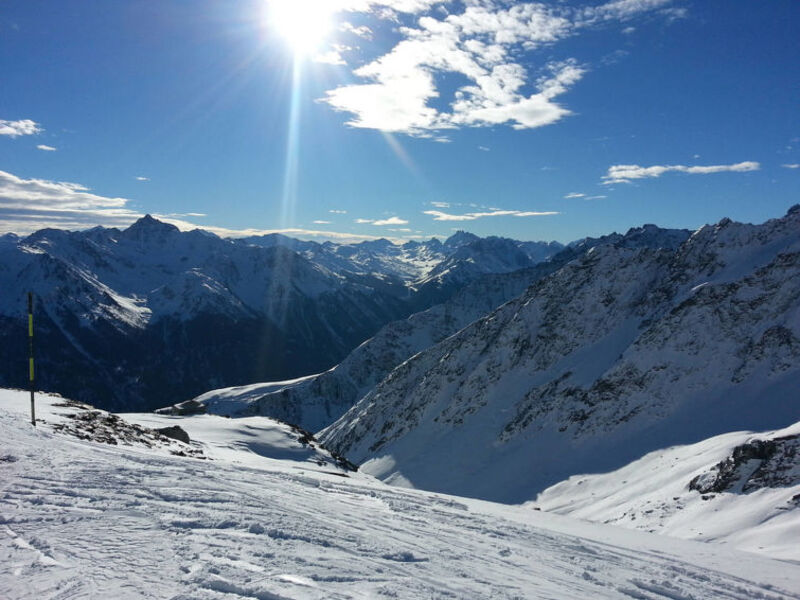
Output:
[{"xmin": 1, "ymin": 391, "xmax": 799, "ymax": 600}]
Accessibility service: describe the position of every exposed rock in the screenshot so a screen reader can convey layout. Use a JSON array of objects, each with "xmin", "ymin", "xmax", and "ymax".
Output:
[
  {"xmin": 689, "ymin": 434, "xmax": 800, "ymax": 494},
  {"xmin": 156, "ymin": 425, "xmax": 191, "ymax": 444}
]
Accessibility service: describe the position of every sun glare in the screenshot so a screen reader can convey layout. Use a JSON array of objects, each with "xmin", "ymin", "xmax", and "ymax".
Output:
[{"xmin": 267, "ymin": 0, "xmax": 334, "ymax": 56}]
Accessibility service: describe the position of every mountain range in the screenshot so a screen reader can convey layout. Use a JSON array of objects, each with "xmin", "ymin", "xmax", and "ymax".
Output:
[
  {"xmin": 318, "ymin": 206, "xmax": 800, "ymax": 502},
  {"xmin": 0, "ymin": 216, "xmax": 561, "ymax": 410},
  {"xmin": 180, "ymin": 223, "xmax": 692, "ymax": 431}
]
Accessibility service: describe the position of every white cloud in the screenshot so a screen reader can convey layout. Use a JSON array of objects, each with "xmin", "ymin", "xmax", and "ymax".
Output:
[
  {"xmin": 478, "ymin": 146, "xmax": 490, "ymax": 152},
  {"xmin": 782, "ymin": 164, "xmax": 800, "ymax": 169},
  {"xmin": 0, "ymin": 119, "xmax": 42, "ymax": 138},
  {"xmin": 0, "ymin": 169, "xmax": 388, "ymax": 243},
  {"xmin": 321, "ymin": 0, "xmax": 677, "ymax": 137},
  {"xmin": 354, "ymin": 215, "xmax": 410, "ymax": 225},
  {"xmin": 430, "ymin": 200, "xmax": 450, "ymax": 208},
  {"xmin": 159, "ymin": 212, "xmax": 208, "ymax": 219},
  {"xmin": 36, "ymin": 144, "xmax": 57, "ymax": 152},
  {"xmin": 602, "ymin": 161, "xmax": 760, "ymax": 184},
  {"xmin": 314, "ymin": 50, "xmax": 347, "ymax": 65},
  {"xmin": 0, "ymin": 169, "xmax": 142, "ymax": 233},
  {"xmin": 341, "ymin": 22, "xmax": 373, "ymax": 39},
  {"xmin": 332, "ymin": 0, "xmax": 443, "ymax": 14},
  {"xmin": 329, "ymin": 209, "xmax": 348, "ymax": 214},
  {"xmin": 564, "ymin": 192, "xmax": 586, "ymax": 198},
  {"xmin": 135, "ymin": 176, "xmax": 150, "ymax": 182},
  {"xmin": 424, "ymin": 208, "xmax": 558, "ymax": 221},
  {"xmin": 322, "ymin": 4, "xmax": 585, "ymax": 135},
  {"xmin": 577, "ymin": 0, "xmax": 674, "ymax": 24},
  {"xmin": 313, "ymin": 219, "xmax": 332, "ymax": 224},
  {"xmin": 373, "ymin": 216, "xmax": 409, "ymax": 225}
]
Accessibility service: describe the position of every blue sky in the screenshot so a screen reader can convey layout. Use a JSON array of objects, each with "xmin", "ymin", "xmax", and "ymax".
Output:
[{"xmin": 1, "ymin": 0, "xmax": 798, "ymax": 243}]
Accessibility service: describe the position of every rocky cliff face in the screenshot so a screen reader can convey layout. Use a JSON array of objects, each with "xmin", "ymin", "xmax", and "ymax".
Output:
[{"xmin": 320, "ymin": 207, "xmax": 800, "ymax": 503}]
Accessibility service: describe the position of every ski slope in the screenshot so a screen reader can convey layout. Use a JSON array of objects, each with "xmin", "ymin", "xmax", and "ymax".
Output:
[{"xmin": 1, "ymin": 390, "xmax": 799, "ymax": 599}]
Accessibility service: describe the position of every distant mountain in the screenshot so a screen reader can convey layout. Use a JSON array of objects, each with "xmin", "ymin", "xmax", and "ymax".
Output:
[
  {"xmin": 320, "ymin": 207, "xmax": 800, "ymax": 503},
  {"xmin": 0, "ymin": 216, "xmax": 559, "ymax": 411},
  {"xmin": 176, "ymin": 224, "xmax": 690, "ymax": 431}
]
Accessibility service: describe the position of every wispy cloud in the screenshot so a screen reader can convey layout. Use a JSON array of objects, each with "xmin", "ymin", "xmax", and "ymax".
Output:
[
  {"xmin": 135, "ymin": 176, "xmax": 150, "ymax": 182},
  {"xmin": 341, "ymin": 21, "xmax": 373, "ymax": 39},
  {"xmin": 321, "ymin": 0, "xmax": 678, "ymax": 137},
  {"xmin": 354, "ymin": 215, "xmax": 410, "ymax": 226},
  {"xmin": 159, "ymin": 212, "xmax": 208, "ymax": 219},
  {"xmin": 0, "ymin": 119, "xmax": 42, "ymax": 138},
  {"xmin": 374, "ymin": 216, "xmax": 409, "ymax": 225},
  {"xmin": 314, "ymin": 50, "xmax": 347, "ymax": 65},
  {"xmin": 564, "ymin": 192, "xmax": 586, "ymax": 198},
  {"xmin": 782, "ymin": 163, "xmax": 800, "ymax": 169},
  {"xmin": 424, "ymin": 208, "xmax": 558, "ymax": 221},
  {"xmin": 602, "ymin": 161, "xmax": 760, "ymax": 184},
  {"xmin": 329, "ymin": 209, "xmax": 348, "ymax": 214},
  {"xmin": 0, "ymin": 169, "xmax": 141, "ymax": 233},
  {"xmin": 313, "ymin": 219, "xmax": 332, "ymax": 224},
  {"xmin": 0, "ymin": 169, "xmax": 389, "ymax": 243},
  {"xmin": 36, "ymin": 144, "xmax": 57, "ymax": 152},
  {"xmin": 430, "ymin": 201, "xmax": 450, "ymax": 208}
]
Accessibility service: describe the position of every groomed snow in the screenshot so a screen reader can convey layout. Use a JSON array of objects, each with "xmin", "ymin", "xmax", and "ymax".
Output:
[{"xmin": 2, "ymin": 389, "xmax": 800, "ymax": 599}]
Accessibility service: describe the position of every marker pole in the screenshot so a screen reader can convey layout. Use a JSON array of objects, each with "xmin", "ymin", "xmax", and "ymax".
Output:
[{"xmin": 28, "ymin": 292, "xmax": 35, "ymax": 427}]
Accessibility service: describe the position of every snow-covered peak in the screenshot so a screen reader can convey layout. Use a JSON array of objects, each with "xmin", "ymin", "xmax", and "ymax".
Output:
[
  {"xmin": 443, "ymin": 230, "xmax": 480, "ymax": 250},
  {"xmin": 120, "ymin": 214, "xmax": 180, "ymax": 242}
]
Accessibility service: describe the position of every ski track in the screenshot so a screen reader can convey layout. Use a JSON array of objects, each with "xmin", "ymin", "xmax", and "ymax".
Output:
[{"xmin": 1, "ymin": 410, "xmax": 799, "ymax": 599}]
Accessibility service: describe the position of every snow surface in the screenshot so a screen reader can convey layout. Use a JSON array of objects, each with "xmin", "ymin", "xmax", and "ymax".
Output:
[
  {"xmin": 534, "ymin": 422, "xmax": 800, "ymax": 562},
  {"xmin": 3, "ymin": 388, "xmax": 799, "ymax": 599}
]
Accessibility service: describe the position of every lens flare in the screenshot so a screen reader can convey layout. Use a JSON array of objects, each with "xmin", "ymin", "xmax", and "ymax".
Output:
[{"xmin": 267, "ymin": 0, "xmax": 333, "ymax": 55}]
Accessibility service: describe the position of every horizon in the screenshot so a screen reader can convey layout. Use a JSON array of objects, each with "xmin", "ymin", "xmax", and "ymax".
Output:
[
  {"xmin": 1, "ymin": 1, "xmax": 799, "ymax": 243},
  {"xmin": 4, "ymin": 204, "xmax": 798, "ymax": 248}
]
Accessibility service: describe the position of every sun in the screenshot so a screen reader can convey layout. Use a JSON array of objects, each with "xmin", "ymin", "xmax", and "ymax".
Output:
[{"xmin": 267, "ymin": 0, "xmax": 334, "ymax": 56}]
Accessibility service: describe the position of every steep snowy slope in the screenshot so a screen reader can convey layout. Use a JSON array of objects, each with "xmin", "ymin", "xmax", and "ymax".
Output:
[
  {"xmin": 321, "ymin": 207, "xmax": 800, "ymax": 503},
  {"xmin": 2, "ymin": 388, "xmax": 799, "ymax": 599},
  {"xmin": 534, "ymin": 421, "xmax": 800, "ymax": 561},
  {"xmin": 179, "ymin": 267, "xmax": 554, "ymax": 431},
  {"xmin": 178, "ymin": 225, "xmax": 688, "ymax": 431}
]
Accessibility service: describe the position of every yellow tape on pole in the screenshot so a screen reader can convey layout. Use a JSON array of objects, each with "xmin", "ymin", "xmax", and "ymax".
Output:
[
  {"xmin": 29, "ymin": 358, "xmax": 34, "ymax": 381},
  {"xmin": 29, "ymin": 314, "xmax": 33, "ymax": 337}
]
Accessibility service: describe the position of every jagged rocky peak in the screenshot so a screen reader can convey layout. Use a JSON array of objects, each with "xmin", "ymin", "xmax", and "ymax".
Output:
[
  {"xmin": 122, "ymin": 214, "xmax": 180, "ymax": 240},
  {"xmin": 444, "ymin": 230, "xmax": 480, "ymax": 249},
  {"xmin": 617, "ymin": 223, "xmax": 691, "ymax": 250}
]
